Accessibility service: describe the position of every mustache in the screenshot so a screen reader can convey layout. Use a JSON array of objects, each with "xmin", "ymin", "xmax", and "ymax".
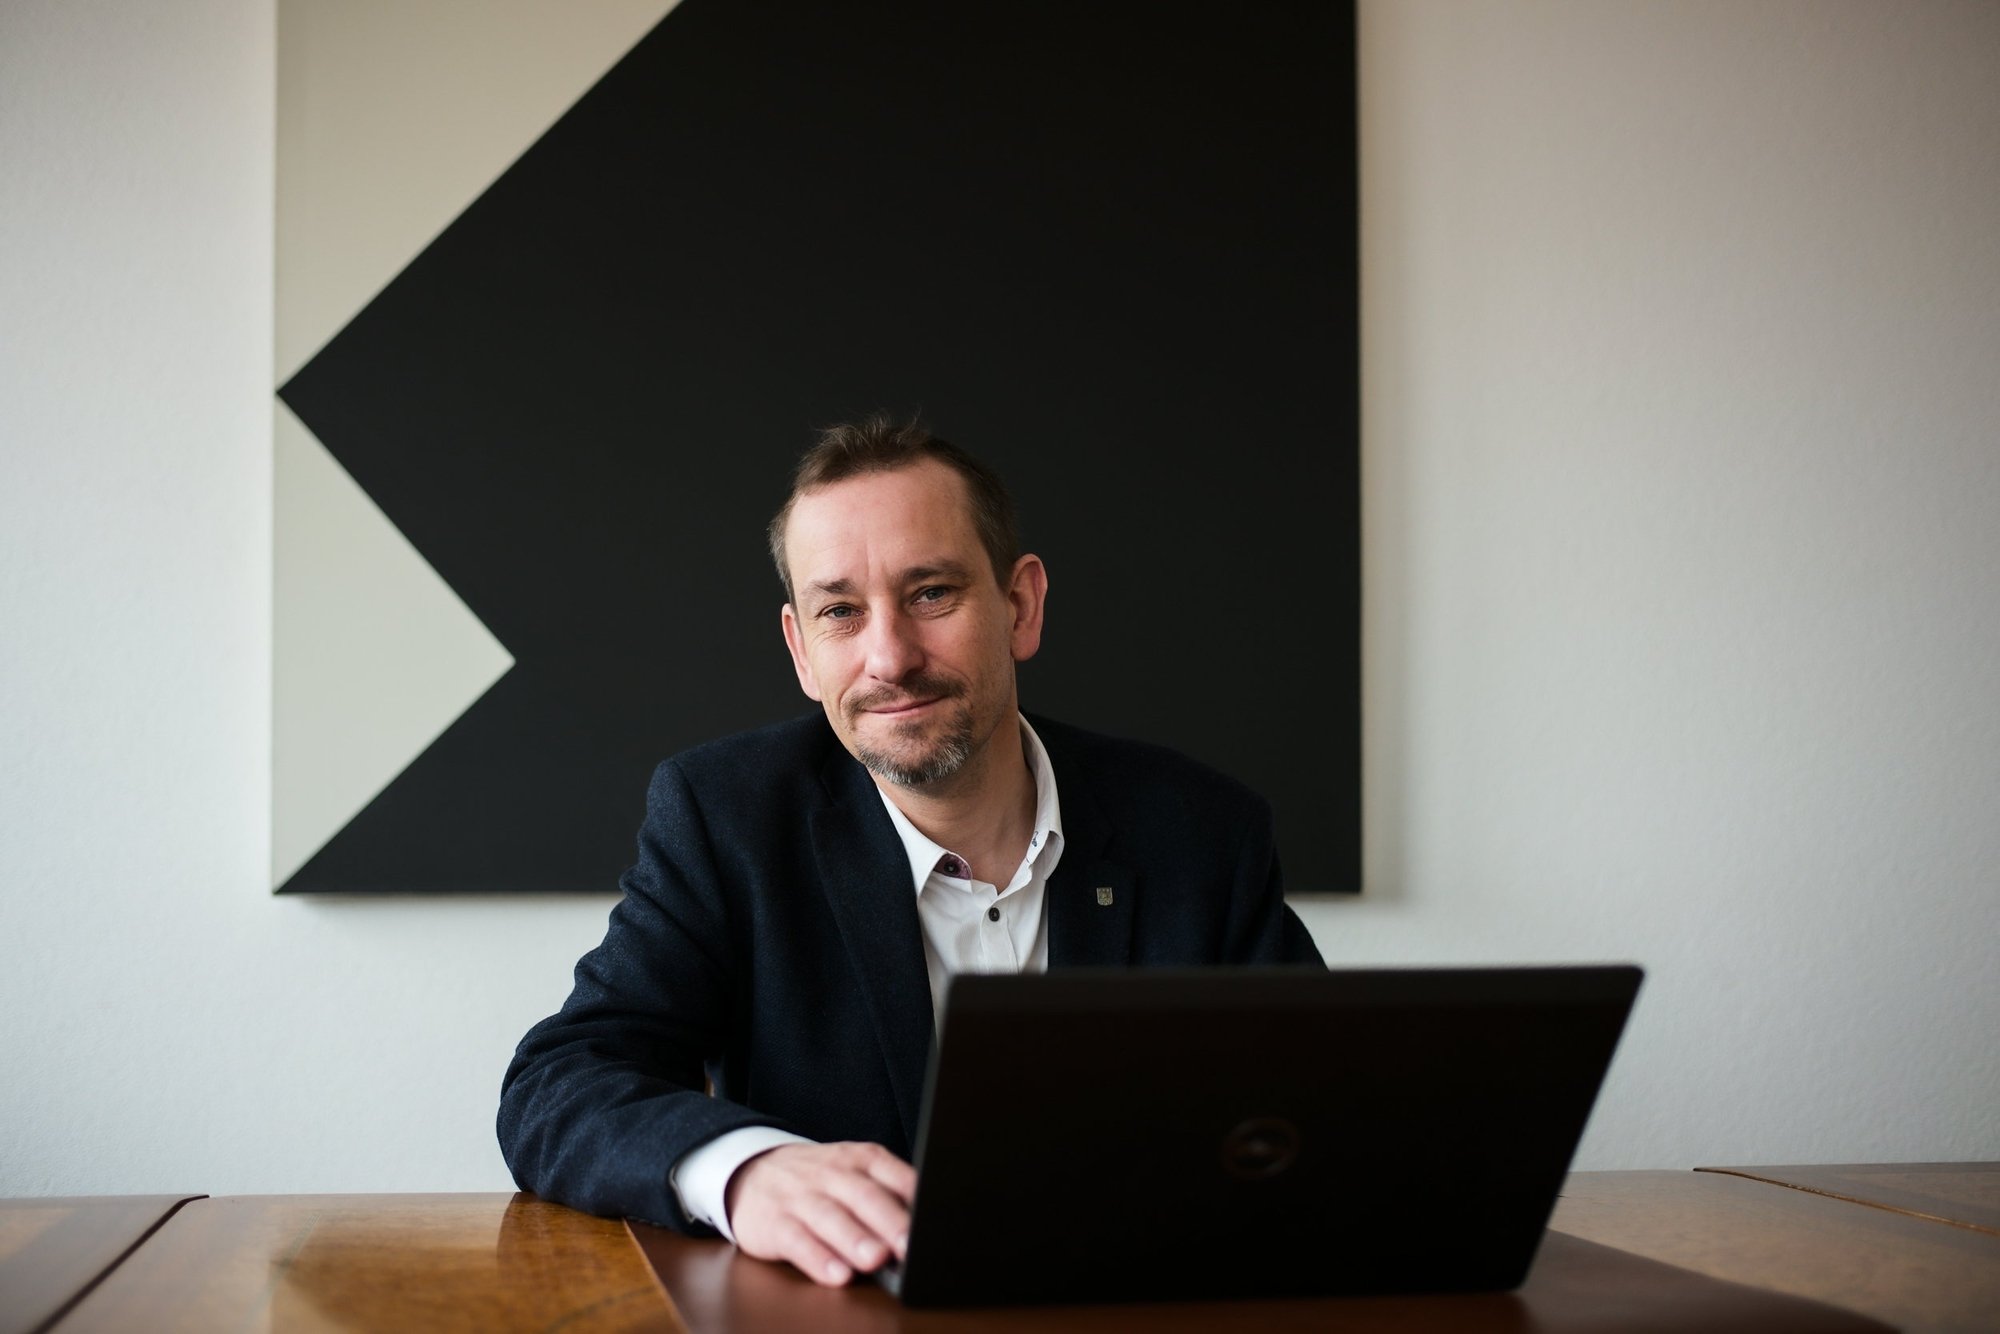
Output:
[{"xmin": 846, "ymin": 673, "xmax": 964, "ymax": 717}]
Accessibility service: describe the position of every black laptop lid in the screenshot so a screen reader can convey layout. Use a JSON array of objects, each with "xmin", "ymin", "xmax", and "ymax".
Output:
[{"xmin": 893, "ymin": 964, "xmax": 1642, "ymax": 1307}]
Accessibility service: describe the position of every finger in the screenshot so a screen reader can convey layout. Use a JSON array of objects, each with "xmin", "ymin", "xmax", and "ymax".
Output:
[
  {"xmin": 861, "ymin": 1149, "xmax": 918, "ymax": 1203},
  {"xmin": 795, "ymin": 1192, "xmax": 899, "ymax": 1273},
  {"xmin": 775, "ymin": 1219, "xmax": 854, "ymax": 1288},
  {"xmin": 834, "ymin": 1141, "xmax": 914, "ymax": 1194},
  {"xmin": 823, "ymin": 1174, "xmax": 913, "ymax": 1258}
]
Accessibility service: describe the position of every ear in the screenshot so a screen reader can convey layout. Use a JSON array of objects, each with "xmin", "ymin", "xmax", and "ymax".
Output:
[
  {"xmin": 1006, "ymin": 554, "xmax": 1048, "ymax": 663},
  {"xmin": 779, "ymin": 603, "xmax": 823, "ymax": 701}
]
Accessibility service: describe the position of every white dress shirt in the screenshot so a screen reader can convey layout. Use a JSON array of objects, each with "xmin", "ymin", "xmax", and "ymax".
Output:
[{"xmin": 670, "ymin": 716, "xmax": 1064, "ymax": 1240}]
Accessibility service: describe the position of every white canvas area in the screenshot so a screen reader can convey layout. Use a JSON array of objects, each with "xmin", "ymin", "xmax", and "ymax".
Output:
[
  {"xmin": 273, "ymin": 0, "xmax": 680, "ymax": 884},
  {"xmin": 275, "ymin": 0, "xmax": 681, "ymax": 382},
  {"xmin": 272, "ymin": 402, "xmax": 515, "ymax": 887}
]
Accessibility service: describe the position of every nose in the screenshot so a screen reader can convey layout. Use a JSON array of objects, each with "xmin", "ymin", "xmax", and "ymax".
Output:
[{"xmin": 861, "ymin": 605, "xmax": 925, "ymax": 684}]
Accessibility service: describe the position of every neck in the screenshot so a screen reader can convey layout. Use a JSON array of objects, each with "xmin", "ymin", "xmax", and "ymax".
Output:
[{"xmin": 877, "ymin": 718, "xmax": 1037, "ymax": 885}]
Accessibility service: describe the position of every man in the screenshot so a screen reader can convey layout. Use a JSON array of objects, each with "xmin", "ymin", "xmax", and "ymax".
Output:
[{"xmin": 498, "ymin": 417, "xmax": 1322, "ymax": 1287}]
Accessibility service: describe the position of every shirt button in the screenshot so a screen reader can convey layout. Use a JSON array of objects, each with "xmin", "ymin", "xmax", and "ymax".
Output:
[{"xmin": 986, "ymin": 906, "xmax": 1001, "ymax": 922}]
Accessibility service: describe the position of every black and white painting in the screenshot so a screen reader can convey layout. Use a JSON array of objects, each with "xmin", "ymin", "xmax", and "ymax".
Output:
[{"xmin": 273, "ymin": 0, "xmax": 1358, "ymax": 893}]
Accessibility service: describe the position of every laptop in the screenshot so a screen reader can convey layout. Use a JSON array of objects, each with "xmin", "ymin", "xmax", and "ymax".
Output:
[{"xmin": 879, "ymin": 963, "xmax": 1643, "ymax": 1307}]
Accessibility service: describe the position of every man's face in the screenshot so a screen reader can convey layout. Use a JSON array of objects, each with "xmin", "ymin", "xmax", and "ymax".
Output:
[{"xmin": 780, "ymin": 460, "xmax": 1045, "ymax": 791}]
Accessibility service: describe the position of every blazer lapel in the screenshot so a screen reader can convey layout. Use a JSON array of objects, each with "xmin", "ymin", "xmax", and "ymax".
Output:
[
  {"xmin": 809, "ymin": 757, "xmax": 933, "ymax": 1148},
  {"xmin": 1046, "ymin": 776, "xmax": 1137, "ymax": 967}
]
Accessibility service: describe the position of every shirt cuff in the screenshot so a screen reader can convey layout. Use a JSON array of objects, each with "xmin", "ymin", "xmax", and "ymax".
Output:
[{"xmin": 669, "ymin": 1126, "xmax": 814, "ymax": 1242}]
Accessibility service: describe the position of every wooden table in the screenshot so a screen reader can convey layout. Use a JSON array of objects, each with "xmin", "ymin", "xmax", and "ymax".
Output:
[
  {"xmin": 13, "ymin": 1169, "xmax": 1997, "ymax": 1333},
  {"xmin": 627, "ymin": 1200, "xmax": 1895, "ymax": 1333},
  {"xmin": 1553, "ymin": 1170, "xmax": 2000, "ymax": 1334},
  {"xmin": 1694, "ymin": 1162, "xmax": 2000, "ymax": 1236},
  {"xmin": 44, "ymin": 1194, "xmax": 674, "ymax": 1333},
  {"xmin": 0, "ymin": 1195, "xmax": 200, "ymax": 1334}
]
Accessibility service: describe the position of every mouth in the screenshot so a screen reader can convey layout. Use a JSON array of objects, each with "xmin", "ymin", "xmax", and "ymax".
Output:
[
  {"xmin": 849, "ymin": 673, "xmax": 963, "ymax": 726},
  {"xmin": 863, "ymin": 697, "xmax": 941, "ymax": 719}
]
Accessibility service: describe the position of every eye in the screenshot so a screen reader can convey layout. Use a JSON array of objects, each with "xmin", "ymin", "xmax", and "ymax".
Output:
[
  {"xmin": 914, "ymin": 585, "xmax": 951, "ymax": 603},
  {"xmin": 819, "ymin": 603, "xmax": 858, "ymax": 620}
]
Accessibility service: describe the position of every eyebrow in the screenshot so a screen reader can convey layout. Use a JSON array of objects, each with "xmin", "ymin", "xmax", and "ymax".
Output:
[
  {"xmin": 902, "ymin": 560, "xmax": 976, "ymax": 585},
  {"xmin": 803, "ymin": 577, "xmax": 859, "ymax": 601},
  {"xmin": 802, "ymin": 561, "xmax": 977, "ymax": 603}
]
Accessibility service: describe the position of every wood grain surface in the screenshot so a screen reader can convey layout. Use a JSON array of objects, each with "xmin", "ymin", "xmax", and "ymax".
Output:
[
  {"xmin": 1697, "ymin": 1162, "xmax": 2000, "ymax": 1236},
  {"xmin": 627, "ymin": 1184, "xmax": 1894, "ymax": 1334},
  {"xmin": 29, "ymin": 1172, "xmax": 2000, "ymax": 1333},
  {"xmin": 1554, "ymin": 1169, "xmax": 2000, "ymax": 1333},
  {"xmin": 0, "ymin": 1195, "xmax": 200, "ymax": 1334},
  {"xmin": 47, "ymin": 1193, "xmax": 678, "ymax": 1334}
]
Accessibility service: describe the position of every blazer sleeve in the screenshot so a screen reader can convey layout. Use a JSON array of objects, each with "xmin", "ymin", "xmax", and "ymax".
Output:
[
  {"xmin": 1224, "ymin": 799, "xmax": 1326, "ymax": 967},
  {"xmin": 496, "ymin": 758, "xmax": 796, "ymax": 1230}
]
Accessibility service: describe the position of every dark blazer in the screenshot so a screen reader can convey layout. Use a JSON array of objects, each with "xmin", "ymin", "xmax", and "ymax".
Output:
[{"xmin": 497, "ymin": 712, "xmax": 1323, "ymax": 1230}]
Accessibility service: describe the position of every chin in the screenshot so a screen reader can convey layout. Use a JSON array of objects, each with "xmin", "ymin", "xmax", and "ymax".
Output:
[{"xmin": 857, "ymin": 723, "xmax": 977, "ymax": 789}]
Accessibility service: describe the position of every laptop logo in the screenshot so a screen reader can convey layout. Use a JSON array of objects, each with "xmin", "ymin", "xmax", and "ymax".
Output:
[{"xmin": 1221, "ymin": 1117, "xmax": 1301, "ymax": 1180}]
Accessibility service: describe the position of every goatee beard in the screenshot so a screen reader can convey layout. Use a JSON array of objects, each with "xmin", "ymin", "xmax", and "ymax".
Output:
[
  {"xmin": 857, "ymin": 716, "xmax": 976, "ymax": 788},
  {"xmin": 849, "ymin": 675, "xmax": 975, "ymax": 788}
]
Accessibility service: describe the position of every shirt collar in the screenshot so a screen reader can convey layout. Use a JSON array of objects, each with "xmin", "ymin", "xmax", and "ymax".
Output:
[{"xmin": 875, "ymin": 714, "xmax": 1064, "ymax": 895}]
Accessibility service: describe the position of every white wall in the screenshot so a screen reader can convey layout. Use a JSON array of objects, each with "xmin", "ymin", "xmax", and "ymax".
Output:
[
  {"xmin": 0, "ymin": 0, "xmax": 1993, "ymax": 1195},
  {"xmin": 0, "ymin": 0, "xmax": 611, "ymax": 1194},
  {"xmin": 1315, "ymin": 0, "xmax": 2000, "ymax": 1168}
]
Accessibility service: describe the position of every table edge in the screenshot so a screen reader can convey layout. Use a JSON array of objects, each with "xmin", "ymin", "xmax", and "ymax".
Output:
[
  {"xmin": 1693, "ymin": 1167, "xmax": 2000, "ymax": 1238},
  {"xmin": 24, "ymin": 1194, "xmax": 206, "ymax": 1334}
]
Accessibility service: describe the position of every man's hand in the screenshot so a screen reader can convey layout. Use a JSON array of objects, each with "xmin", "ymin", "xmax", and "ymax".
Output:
[{"xmin": 724, "ymin": 1141, "xmax": 916, "ymax": 1286}]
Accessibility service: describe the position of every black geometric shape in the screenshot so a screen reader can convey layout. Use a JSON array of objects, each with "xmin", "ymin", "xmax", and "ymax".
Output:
[{"xmin": 277, "ymin": 0, "xmax": 1358, "ymax": 893}]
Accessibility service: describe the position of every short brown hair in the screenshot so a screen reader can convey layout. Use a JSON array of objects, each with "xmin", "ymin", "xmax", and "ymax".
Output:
[{"xmin": 767, "ymin": 414, "xmax": 1020, "ymax": 604}]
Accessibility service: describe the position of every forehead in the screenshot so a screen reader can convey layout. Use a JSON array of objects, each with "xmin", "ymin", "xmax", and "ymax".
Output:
[{"xmin": 785, "ymin": 461, "xmax": 982, "ymax": 587}]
